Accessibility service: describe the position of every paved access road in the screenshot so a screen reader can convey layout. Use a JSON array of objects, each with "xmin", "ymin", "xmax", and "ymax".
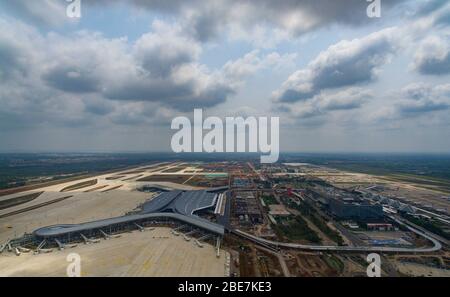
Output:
[{"xmin": 231, "ymin": 215, "xmax": 442, "ymax": 253}]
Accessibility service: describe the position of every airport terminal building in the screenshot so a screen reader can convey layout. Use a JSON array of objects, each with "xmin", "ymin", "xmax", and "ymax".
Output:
[{"xmin": 27, "ymin": 188, "xmax": 229, "ymax": 248}]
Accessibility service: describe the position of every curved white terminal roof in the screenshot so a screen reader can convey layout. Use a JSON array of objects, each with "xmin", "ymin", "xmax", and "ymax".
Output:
[
  {"xmin": 34, "ymin": 212, "xmax": 224, "ymax": 237},
  {"xmin": 33, "ymin": 189, "xmax": 227, "ymax": 239}
]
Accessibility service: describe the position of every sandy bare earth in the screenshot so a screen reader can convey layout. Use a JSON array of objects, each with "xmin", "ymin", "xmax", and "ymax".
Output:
[
  {"xmin": 0, "ymin": 228, "xmax": 229, "ymax": 277},
  {"xmin": 0, "ymin": 189, "xmax": 153, "ymax": 243},
  {"xmin": 395, "ymin": 262, "xmax": 450, "ymax": 277}
]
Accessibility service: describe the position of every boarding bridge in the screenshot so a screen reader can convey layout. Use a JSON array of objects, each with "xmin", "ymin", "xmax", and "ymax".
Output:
[
  {"xmin": 18, "ymin": 247, "xmax": 30, "ymax": 253},
  {"xmin": 99, "ymin": 230, "xmax": 111, "ymax": 240},
  {"xmin": 100, "ymin": 229, "xmax": 121, "ymax": 239},
  {"xmin": 173, "ymin": 225, "xmax": 187, "ymax": 232},
  {"xmin": 197, "ymin": 234, "xmax": 212, "ymax": 241},
  {"xmin": 134, "ymin": 223, "xmax": 144, "ymax": 232},
  {"xmin": 0, "ymin": 240, "xmax": 10, "ymax": 253},
  {"xmin": 215, "ymin": 237, "xmax": 221, "ymax": 258},
  {"xmin": 34, "ymin": 239, "xmax": 54, "ymax": 254},
  {"xmin": 194, "ymin": 239, "xmax": 204, "ymax": 248},
  {"xmin": 80, "ymin": 233, "xmax": 100, "ymax": 244},
  {"xmin": 36, "ymin": 239, "xmax": 47, "ymax": 251},
  {"xmin": 55, "ymin": 239, "xmax": 65, "ymax": 250},
  {"xmin": 184, "ymin": 229, "xmax": 198, "ymax": 236}
]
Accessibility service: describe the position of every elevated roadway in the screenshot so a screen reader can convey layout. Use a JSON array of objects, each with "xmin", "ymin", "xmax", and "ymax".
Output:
[{"xmin": 230, "ymin": 215, "xmax": 442, "ymax": 253}]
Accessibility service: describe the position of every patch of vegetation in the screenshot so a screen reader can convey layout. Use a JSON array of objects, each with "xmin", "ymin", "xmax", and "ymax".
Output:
[
  {"xmin": 404, "ymin": 214, "xmax": 450, "ymax": 240},
  {"xmin": 381, "ymin": 174, "xmax": 450, "ymax": 193},
  {"xmin": 0, "ymin": 153, "xmax": 166, "ymax": 191},
  {"xmin": 272, "ymin": 216, "xmax": 321, "ymax": 243},
  {"xmin": 323, "ymin": 254, "xmax": 344, "ymax": 273},
  {"xmin": 282, "ymin": 153, "xmax": 450, "ymax": 188},
  {"xmin": 397, "ymin": 256, "xmax": 444, "ymax": 268},
  {"xmin": 161, "ymin": 166, "xmax": 186, "ymax": 173},
  {"xmin": 137, "ymin": 175, "xmax": 191, "ymax": 184},
  {"xmin": 60, "ymin": 179, "xmax": 97, "ymax": 192},
  {"xmin": 0, "ymin": 191, "xmax": 43, "ymax": 210},
  {"xmin": 309, "ymin": 213, "xmax": 344, "ymax": 246},
  {"xmin": 105, "ymin": 175, "xmax": 125, "ymax": 180},
  {"xmin": 261, "ymin": 194, "xmax": 279, "ymax": 205},
  {"xmin": 283, "ymin": 197, "xmax": 344, "ymax": 245}
]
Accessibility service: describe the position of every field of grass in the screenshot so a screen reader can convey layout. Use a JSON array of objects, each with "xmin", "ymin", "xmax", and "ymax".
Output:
[
  {"xmin": 322, "ymin": 254, "xmax": 344, "ymax": 273},
  {"xmin": 0, "ymin": 195, "xmax": 73, "ymax": 219},
  {"xmin": 283, "ymin": 153, "xmax": 450, "ymax": 187},
  {"xmin": 60, "ymin": 179, "xmax": 97, "ymax": 192},
  {"xmin": 162, "ymin": 166, "xmax": 187, "ymax": 173},
  {"xmin": 380, "ymin": 173, "xmax": 450, "ymax": 193},
  {"xmin": 184, "ymin": 175, "xmax": 229, "ymax": 187},
  {"xmin": 105, "ymin": 175, "xmax": 125, "ymax": 180},
  {"xmin": 282, "ymin": 197, "xmax": 344, "ymax": 245},
  {"xmin": 137, "ymin": 175, "xmax": 192, "ymax": 184},
  {"xmin": 403, "ymin": 214, "xmax": 450, "ymax": 240},
  {"xmin": 261, "ymin": 194, "xmax": 279, "ymax": 205},
  {"xmin": 0, "ymin": 153, "xmax": 167, "ymax": 190},
  {"xmin": 272, "ymin": 216, "xmax": 321, "ymax": 243},
  {"xmin": 0, "ymin": 192, "xmax": 43, "ymax": 210}
]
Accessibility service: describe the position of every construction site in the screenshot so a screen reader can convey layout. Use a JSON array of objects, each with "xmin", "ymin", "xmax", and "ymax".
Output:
[{"xmin": 1, "ymin": 161, "xmax": 449, "ymax": 277}]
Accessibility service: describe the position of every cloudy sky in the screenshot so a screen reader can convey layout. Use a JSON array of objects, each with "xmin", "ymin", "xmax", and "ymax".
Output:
[{"xmin": 0, "ymin": 0, "xmax": 449, "ymax": 153}]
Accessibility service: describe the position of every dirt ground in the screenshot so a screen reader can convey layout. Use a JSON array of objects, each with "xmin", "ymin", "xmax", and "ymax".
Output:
[
  {"xmin": 394, "ymin": 262, "xmax": 450, "ymax": 277},
  {"xmin": 0, "ymin": 162, "xmax": 199, "ymax": 243},
  {"xmin": 388, "ymin": 254, "xmax": 450, "ymax": 277},
  {"xmin": 283, "ymin": 251, "xmax": 361, "ymax": 277},
  {"xmin": 285, "ymin": 252, "xmax": 333, "ymax": 276},
  {"xmin": 0, "ymin": 163, "xmax": 233, "ymax": 277},
  {"xmin": 0, "ymin": 228, "xmax": 228, "ymax": 277},
  {"xmin": 0, "ymin": 189, "xmax": 152, "ymax": 243}
]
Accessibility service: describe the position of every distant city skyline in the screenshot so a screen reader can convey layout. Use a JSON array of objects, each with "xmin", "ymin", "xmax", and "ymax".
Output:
[{"xmin": 0, "ymin": 0, "xmax": 449, "ymax": 153}]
